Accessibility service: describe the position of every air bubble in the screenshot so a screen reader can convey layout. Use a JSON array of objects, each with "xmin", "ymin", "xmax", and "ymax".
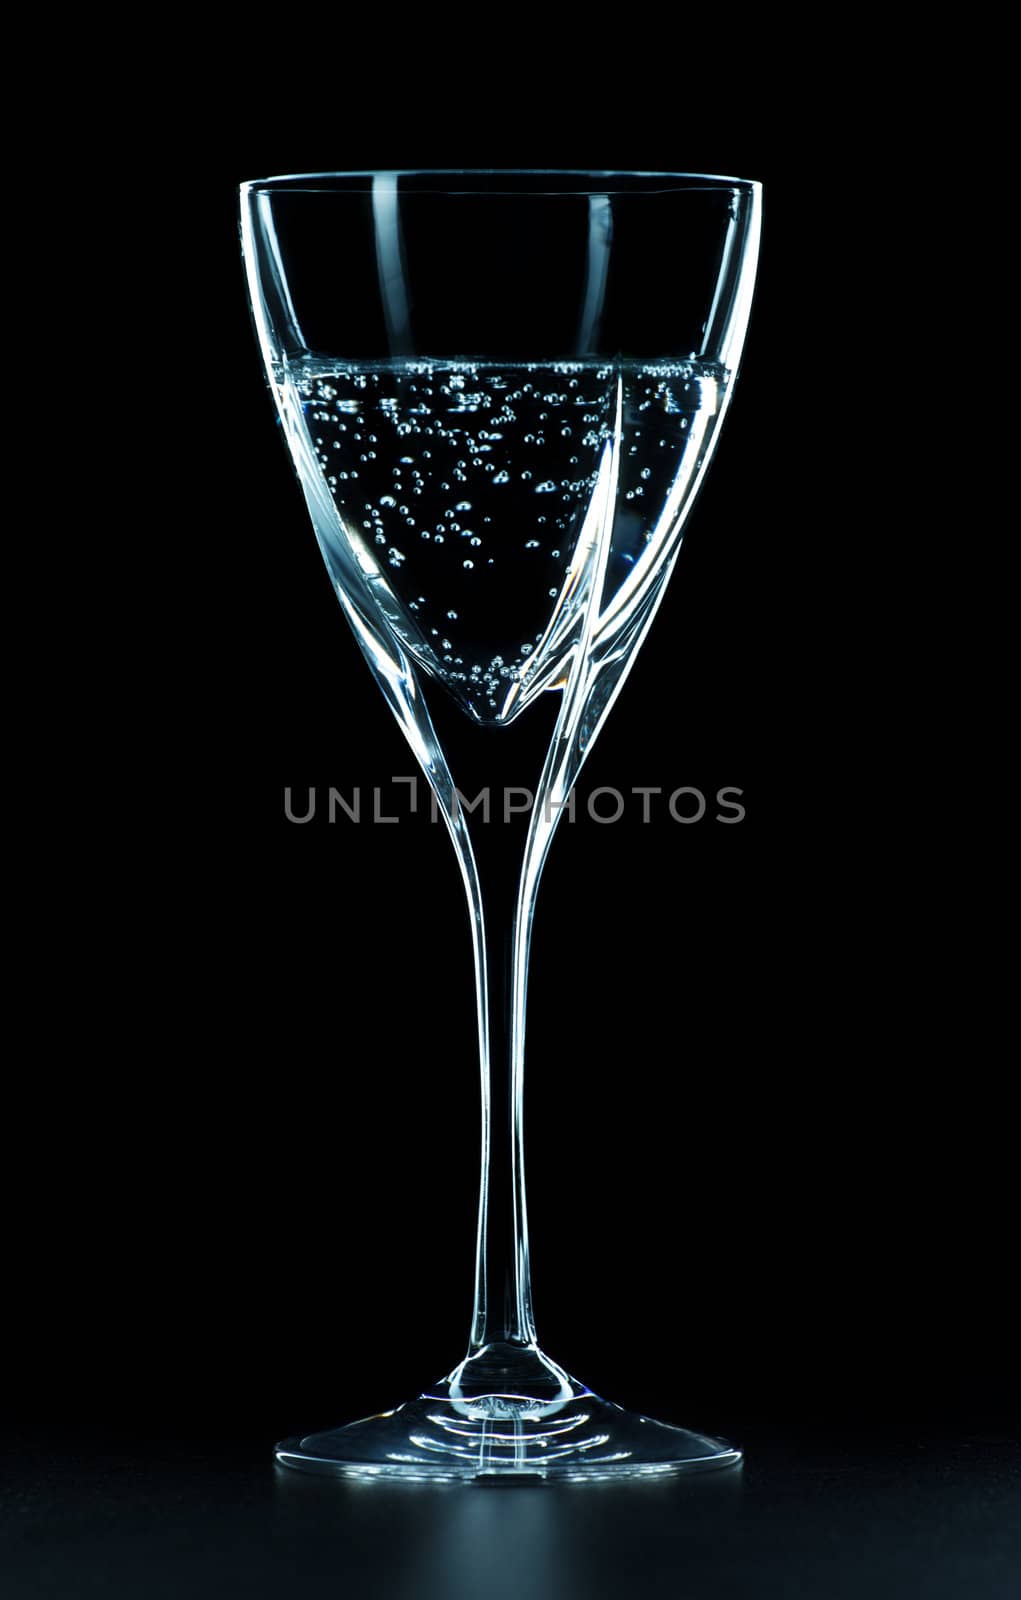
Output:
[{"xmin": 463, "ymin": 559, "xmax": 474, "ymax": 570}]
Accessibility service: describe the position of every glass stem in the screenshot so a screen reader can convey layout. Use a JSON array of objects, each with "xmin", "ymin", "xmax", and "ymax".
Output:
[{"xmin": 462, "ymin": 811, "xmax": 539, "ymax": 1352}]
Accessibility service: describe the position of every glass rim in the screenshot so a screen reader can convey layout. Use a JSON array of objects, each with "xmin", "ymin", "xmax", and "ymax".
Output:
[{"xmin": 241, "ymin": 169, "xmax": 762, "ymax": 196}]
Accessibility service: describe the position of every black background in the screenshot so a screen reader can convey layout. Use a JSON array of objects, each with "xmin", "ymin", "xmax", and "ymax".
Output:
[{"xmin": 9, "ymin": 29, "xmax": 1014, "ymax": 1494}]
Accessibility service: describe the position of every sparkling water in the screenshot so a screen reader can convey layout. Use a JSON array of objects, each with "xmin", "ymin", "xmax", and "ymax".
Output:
[{"xmin": 282, "ymin": 359, "xmax": 727, "ymax": 722}]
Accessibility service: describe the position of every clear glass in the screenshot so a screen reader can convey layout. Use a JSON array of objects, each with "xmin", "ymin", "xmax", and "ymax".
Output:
[{"xmin": 242, "ymin": 170, "xmax": 761, "ymax": 1480}]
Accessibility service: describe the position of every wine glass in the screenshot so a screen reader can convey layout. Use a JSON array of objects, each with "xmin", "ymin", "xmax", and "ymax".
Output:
[{"xmin": 242, "ymin": 170, "xmax": 761, "ymax": 1479}]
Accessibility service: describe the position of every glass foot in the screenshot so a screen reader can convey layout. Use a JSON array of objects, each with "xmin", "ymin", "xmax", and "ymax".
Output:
[{"xmin": 275, "ymin": 1347, "xmax": 740, "ymax": 1482}]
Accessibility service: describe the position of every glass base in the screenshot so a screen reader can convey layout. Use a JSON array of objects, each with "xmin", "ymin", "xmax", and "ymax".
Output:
[{"xmin": 275, "ymin": 1346, "xmax": 740, "ymax": 1482}]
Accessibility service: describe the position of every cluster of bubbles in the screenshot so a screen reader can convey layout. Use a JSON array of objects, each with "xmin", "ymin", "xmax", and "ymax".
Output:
[
  {"xmin": 300, "ymin": 362, "xmax": 616, "ymax": 711},
  {"xmin": 295, "ymin": 358, "xmax": 722, "ymax": 718}
]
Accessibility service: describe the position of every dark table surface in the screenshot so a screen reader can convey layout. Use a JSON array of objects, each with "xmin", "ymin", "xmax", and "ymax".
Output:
[{"xmin": 2, "ymin": 1422, "xmax": 1018, "ymax": 1598}]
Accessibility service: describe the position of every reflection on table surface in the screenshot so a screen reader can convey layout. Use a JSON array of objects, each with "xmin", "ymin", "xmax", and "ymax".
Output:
[
  {"xmin": 5, "ymin": 1425, "xmax": 1019, "ymax": 1599},
  {"xmin": 273, "ymin": 1463, "xmax": 742, "ymax": 1600}
]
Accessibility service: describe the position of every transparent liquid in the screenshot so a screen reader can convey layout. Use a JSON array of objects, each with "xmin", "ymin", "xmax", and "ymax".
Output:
[{"xmin": 283, "ymin": 359, "xmax": 727, "ymax": 722}]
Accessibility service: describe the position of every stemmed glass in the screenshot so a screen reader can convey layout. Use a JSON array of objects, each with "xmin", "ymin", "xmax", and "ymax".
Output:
[{"xmin": 242, "ymin": 171, "xmax": 761, "ymax": 1479}]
